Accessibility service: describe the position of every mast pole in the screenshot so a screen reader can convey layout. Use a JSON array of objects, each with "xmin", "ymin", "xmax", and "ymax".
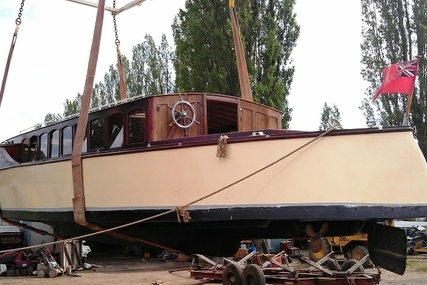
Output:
[{"xmin": 229, "ymin": 0, "xmax": 253, "ymax": 101}]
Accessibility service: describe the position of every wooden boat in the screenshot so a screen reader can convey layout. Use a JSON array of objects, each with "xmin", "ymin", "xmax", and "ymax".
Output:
[
  {"xmin": 1, "ymin": 0, "xmax": 426, "ymax": 276},
  {"xmin": 1, "ymin": 91, "xmax": 427, "ymax": 271}
]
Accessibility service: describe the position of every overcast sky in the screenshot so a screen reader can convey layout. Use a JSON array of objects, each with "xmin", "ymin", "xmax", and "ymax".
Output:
[{"xmin": 0, "ymin": 0, "xmax": 367, "ymax": 141}]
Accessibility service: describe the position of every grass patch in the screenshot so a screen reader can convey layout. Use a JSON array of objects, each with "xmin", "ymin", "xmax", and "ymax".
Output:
[{"xmin": 407, "ymin": 257, "xmax": 427, "ymax": 273}]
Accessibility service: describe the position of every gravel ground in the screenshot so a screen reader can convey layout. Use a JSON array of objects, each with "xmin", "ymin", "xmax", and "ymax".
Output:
[{"xmin": 1, "ymin": 251, "xmax": 426, "ymax": 285}]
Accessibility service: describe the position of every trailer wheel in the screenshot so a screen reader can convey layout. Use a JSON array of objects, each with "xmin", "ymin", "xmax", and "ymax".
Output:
[
  {"xmin": 242, "ymin": 264, "xmax": 265, "ymax": 285},
  {"xmin": 222, "ymin": 263, "xmax": 243, "ymax": 285},
  {"xmin": 322, "ymin": 258, "xmax": 339, "ymax": 270},
  {"xmin": 340, "ymin": 259, "xmax": 364, "ymax": 273},
  {"xmin": 349, "ymin": 245, "xmax": 370, "ymax": 266}
]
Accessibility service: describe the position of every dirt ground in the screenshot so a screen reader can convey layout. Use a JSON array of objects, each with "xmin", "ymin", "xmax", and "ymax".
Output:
[{"xmin": 1, "ymin": 251, "xmax": 427, "ymax": 285}]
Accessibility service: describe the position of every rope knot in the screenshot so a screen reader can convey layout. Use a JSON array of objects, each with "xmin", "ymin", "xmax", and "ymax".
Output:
[
  {"xmin": 216, "ymin": 135, "xmax": 229, "ymax": 159},
  {"xmin": 176, "ymin": 206, "xmax": 191, "ymax": 223}
]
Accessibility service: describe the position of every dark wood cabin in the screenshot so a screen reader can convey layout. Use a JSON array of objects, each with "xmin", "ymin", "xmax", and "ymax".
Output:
[{"xmin": 0, "ymin": 93, "xmax": 282, "ymax": 165}]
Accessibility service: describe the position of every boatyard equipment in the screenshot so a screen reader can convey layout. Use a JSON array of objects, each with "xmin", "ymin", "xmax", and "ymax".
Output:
[
  {"xmin": 0, "ymin": 249, "xmax": 39, "ymax": 276},
  {"xmin": 36, "ymin": 247, "xmax": 63, "ymax": 278},
  {"xmin": 188, "ymin": 251, "xmax": 380, "ymax": 285}
]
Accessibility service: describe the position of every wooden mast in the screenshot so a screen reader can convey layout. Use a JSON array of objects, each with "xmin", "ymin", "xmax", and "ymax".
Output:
[{"xmin": 229, "ymin": 0, "xmax": 253, "ymax": 101}]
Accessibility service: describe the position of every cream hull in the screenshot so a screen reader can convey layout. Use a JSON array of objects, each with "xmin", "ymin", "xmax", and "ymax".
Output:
[
  {"xmin": 1, "ymin": 128, "xmax": 427, "ymax": 213},
  {"xmin": 1, "ymin": 127, "xmax": 427, "ymax": 260}
]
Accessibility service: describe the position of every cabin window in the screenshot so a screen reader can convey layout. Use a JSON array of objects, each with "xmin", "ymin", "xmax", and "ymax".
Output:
[
  {"xmin": 90, "ymin": 118, "xmax": 104, "ymax": 151},
  {"xmin": 82, "ymin": 136, "xmax": 87, "ymax": 153},
  {"xmin": 108, "ymin": 113, "xmax": 124, "ymax": 149},
  {"xmin": 128, "ymin": 109, "xmax": 146, "ymax": 145},
  {"xmin": 39, "ymin": 133, "xmax": 48, "ymax": 160},
  {"xmin": 70, "ymin": 124, "xmax": 88, "ymax": 153},
  {"xmin": 62, "ymin": 126, "xmax": 73, "ymax": 155},
  {"xmin": 29, "ymin": 136, "xmax": 37, "ymax": 161},
  {"xmin": 50, "ymin": 129, "xmax": 59, "ymax": 158},
  {"xmin": 21, "ymin": 138, "xmax": 30, "ymax": 162}
]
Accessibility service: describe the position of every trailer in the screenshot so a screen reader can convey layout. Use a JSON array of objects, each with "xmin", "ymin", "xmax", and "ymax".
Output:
[{"xmin": 188, "ymin": 251, "xmax": 380, "ymax": 285}]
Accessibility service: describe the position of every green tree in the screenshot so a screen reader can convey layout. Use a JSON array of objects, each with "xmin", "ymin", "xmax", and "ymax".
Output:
[
  {"xmin": 360, "ymin": 0, "xmax": 427, "ymax": 158},
  {"xmin": 62, "ymin": 34, "xmax": 175, "ymax": 117},
  {"xmin": 44, "ymin": 113, "xmax": 63, "ymax": 126},
  {"xmin": 319, "ymin": 102, "xmax": 342, "ymax": 131},
  {"xmin": 172, "ymin": 0, "xmax": 299, "ymax": 128},
  {"xmin": 129, "ymin": 34, "xmax": 175, "ymax": 96},
  {"xmin": 63, "ymin": 94, "xmax": 82, "ymax": 118}
]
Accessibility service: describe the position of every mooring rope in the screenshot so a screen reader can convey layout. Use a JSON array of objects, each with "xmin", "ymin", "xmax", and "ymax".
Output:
[{"xmin": 216, "ymin": 134, "xmax": 229, "ymax": 159}]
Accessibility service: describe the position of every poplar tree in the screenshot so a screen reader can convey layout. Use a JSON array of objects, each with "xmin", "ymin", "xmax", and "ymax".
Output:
[
  {"xmin": 172, "ymin": 0, "xmax": 299, "ymax": 128},
  {"xmin": 62, "ymin": 34, "xmax": 175, "ymax": 116},
  {"xmin": 319, "ymin": 103, "xmax": 342, "ymax": 131},
  {"xmin": 360, "ymin": 0, "xmax": 427, "ymax": 158}
]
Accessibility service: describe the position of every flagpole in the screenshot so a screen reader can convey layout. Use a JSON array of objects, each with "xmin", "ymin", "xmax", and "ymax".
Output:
[
  {"xmin": 403, "ymin": 92, "xmax": 413, "ymax": 125},
  {"xmin": 402, "ymin": 56, "xmax": 420, "ymax": 125}
]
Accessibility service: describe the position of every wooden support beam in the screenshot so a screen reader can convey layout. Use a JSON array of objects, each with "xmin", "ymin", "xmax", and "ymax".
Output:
[{"xmin": 66, "ymin": 0, "xmax": 148, "ymax": 15}]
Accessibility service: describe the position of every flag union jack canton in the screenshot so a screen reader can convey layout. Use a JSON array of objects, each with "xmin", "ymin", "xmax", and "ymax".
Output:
[
  {"xmin": 394, "ymin": 60, "xmax": 418, "ymax": 79},
  {"xmin": 373, "ymin": 58, "xmax": 419, "ymax": 101}
]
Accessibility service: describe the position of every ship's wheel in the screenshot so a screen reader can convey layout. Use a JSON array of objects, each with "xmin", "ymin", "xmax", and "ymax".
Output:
[{"xmin": 171, "ymin": 100, "xmax": 196, "ymax": 129}]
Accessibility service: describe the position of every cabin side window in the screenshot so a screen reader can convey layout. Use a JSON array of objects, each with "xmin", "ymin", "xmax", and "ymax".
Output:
[
  {"xmin": 21, "ymin": 138, "xmax": 30, "ymax": 162},
  {"xmin": 90, "ymin": 118, "xmax": 104, "ymax": 151},
  {"xmin": 50, "ymin": 129, "xmax": 59, "ymax": 158},
  {"xmin": 29, "ymin": 136, "xmax": 38, "ymax": 161},
  {"xmin": 128, "ymin": 109, "xmax": 146, "ymax": 145},
  {"xmin": 39, "ymin": 133, "xmax": 48, "ymax": 160},
  {"xmin": 62, "ymin": 126, "xmax": 73, "ymax": 155},
  {"xmin": 108, "ymin": 113, "xmax": 124, "ymax": 149}
]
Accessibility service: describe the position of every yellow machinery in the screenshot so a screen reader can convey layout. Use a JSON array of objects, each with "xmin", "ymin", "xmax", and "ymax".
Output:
[{"xmin": 326, "ymin": 233, "xmax": 370, "ymax": 264}]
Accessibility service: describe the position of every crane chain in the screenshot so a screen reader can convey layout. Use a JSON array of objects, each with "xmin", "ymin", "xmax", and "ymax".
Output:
[
  {"xmin": 15, "ymin": 0, "xmax": 25, "ymax": 26},
  {"xmin": 112, "ymin": 0, "xmax": 120, "ymax": 46}
]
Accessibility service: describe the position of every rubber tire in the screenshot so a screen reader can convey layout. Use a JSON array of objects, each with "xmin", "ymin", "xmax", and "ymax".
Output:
[
  {"xmin": 48, "ymin": 269, "xmax": 58, "ymax": 278},
  {"xmin": 27, "ymin": 264, "xmax": 36, "ymax": 276},
  {"xmin": 340, "ymin": 259, "xmax": 364, "ymax": 273},
  {"xmin": 349, "ymin": 245, "xmax": 370, "ymax": 267},
  {"xmin": 37, "ymin": 269, "xmax": 46, "ymax": 278},
  {"xmin": 222, "ymin": 263, "xmax": 243, "ymax": 285},
  {"xmin": 322, "ymin": 258, "xmax": 340, "ymax": 271},
  {"xmin": 242, "ymin": 264, "xmax": 265, "ymax": 285}
]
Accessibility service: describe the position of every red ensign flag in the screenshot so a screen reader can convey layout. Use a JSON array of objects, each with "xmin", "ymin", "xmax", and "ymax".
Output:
[{"xmin": 373, "ymin": 58, "xmax": 419, "ymax": 101}]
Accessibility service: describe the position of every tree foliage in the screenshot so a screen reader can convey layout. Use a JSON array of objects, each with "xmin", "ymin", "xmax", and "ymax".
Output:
[
  {"xmin": 62, "ymin": 34, "xmax": 174, "ymax": 117},
  {"xmin": 172, "ymin": 0, "xmax": 299, "ymax": 128},
  {"xmin": 56, "ymin": 0, "xmax": 300, "ymax": 131},
  {"xmin": 360, "ymin": 0, "xmax": 427, "ymax": 158},
  {"xmin": 44, "ymin": 113, "xmax": 63, "ymax": 126},
  {"xmin": 319, "ymin": 102, "xmax": 342, "ymax": 131},
  {"xmin": 128, "ymin": 34, "xmax": 175, "ymax": 96}
]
